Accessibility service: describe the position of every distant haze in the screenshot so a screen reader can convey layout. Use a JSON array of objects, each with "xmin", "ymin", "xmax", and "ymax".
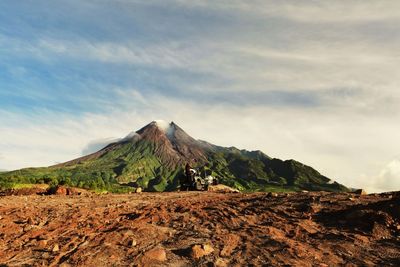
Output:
[{"xmin": 1, "ymin": 1, "xmax": 399, "ymax": 193}]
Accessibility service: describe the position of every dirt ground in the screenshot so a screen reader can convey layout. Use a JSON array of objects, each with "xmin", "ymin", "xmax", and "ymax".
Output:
[{"xmin": 0, "ymin": 190, "xmax": 399, "ymax": 266}]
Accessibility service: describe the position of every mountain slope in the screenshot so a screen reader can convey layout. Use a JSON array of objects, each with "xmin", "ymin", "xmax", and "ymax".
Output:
[{"xmin": 0, "ymin": 121, "xmax": 348, "ymax": 192}]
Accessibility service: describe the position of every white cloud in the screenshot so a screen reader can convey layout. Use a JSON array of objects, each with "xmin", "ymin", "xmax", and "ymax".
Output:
[
  {"xmin": 81, "ymin": 137, "xmax": 121, "ymax": 155},
  {"xmin": 376, "ymin": 159, "xmax": 400, "ymax": 192},
  {"xmin": 37, "ymin": 39, "xmax": 189, "ymax": 69},
  {"xmin": 23, "ymin": 36, "xmax": 400, "ymax": 117},
  {"xmin": 168, "ymin": 0, "xmax": 400, "ymax": 23}
]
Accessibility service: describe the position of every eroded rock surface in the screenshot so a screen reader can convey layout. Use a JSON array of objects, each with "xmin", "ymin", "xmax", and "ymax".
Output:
[{"xmin": 0, "ymin": 191, "xmax": 399, "ymax": 266}]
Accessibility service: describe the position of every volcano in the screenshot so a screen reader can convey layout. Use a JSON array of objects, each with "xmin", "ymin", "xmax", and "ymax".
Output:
[{"xmin": 0, "ymin": 121, "xmax": 348, "ymax": 192}]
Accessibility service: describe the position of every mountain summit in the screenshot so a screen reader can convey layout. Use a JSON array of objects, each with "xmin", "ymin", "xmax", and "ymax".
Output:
[{"xmin": 0, "ymin": 121, "xmax": 348, "ymax": 192}]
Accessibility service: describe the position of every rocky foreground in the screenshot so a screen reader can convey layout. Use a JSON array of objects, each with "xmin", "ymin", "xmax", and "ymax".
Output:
[{"xmin": 0, "ymin": 190, "xmax": 399, "ymax": 266}]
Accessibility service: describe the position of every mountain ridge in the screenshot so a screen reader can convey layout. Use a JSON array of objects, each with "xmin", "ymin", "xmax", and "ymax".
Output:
[{"xmin": 0, "ymin": 121, "xmax": 349, "ymax": 192}]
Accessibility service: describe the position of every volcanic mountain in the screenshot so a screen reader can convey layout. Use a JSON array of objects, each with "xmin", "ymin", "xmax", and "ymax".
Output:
[{"xmin": 0, "ymin": 121, "xmax": 348, "ymax": 192}]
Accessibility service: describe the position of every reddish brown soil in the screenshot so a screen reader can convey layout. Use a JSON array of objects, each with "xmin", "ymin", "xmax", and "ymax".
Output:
[{"xmin": 0, "ymin": 191, "xmax": 399, "ymax": 266}]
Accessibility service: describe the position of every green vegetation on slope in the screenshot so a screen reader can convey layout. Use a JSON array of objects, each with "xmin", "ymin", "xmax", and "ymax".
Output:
[{"xmin": 0, "ymin": 140, "xmax": 348, "ymax": 193}]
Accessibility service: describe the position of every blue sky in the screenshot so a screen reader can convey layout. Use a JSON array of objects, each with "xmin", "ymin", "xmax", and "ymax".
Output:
[{"xmin": 1, "ymin": 0, "xmax": 400, "ymax": 192}]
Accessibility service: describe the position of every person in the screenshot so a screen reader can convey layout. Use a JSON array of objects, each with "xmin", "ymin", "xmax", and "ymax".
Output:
[
  {"xmin": 185, "ymin": 163, "xmax": 192, "ymax": 183},
  {"xmin": 181, "ymin": 163, "xmax": 194, "ymax": 190}
]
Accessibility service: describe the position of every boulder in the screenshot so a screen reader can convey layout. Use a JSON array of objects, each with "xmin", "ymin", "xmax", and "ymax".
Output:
[
  {"xmin": 55, "ymin": 186, "xmax": 68, "ymax": 195},
  {"xmin": 208, "ymin": 184, "xmax": 239, "ymax": 193},
  {"xmin": 46, "ymin": 186, "xmax": 89, "ymax": 196}
]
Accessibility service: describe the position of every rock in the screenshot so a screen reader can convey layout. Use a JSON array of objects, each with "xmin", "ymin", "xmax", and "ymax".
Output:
[
  {"xmin": 354, "ymin": 189, "xmax": 367, "ymax": 195},
  {"xmin": 190, "ymin": 245, "xmax": 205, "ymax": 259},
  {"xmin": 267, "ymin": 192, "xmax": 278, "ymax": 197},
  {"xmin": 23, "ymin": 225, "xmax": 33, "ymax": 232},
  {"xmin": 190, "ymin": 244, "xmax": 214, "ymax": 259},
  {"xmin": 208, "ymin": 185, "xmax": 239, "ymax": 193},
  {"xmin": 55, "ymin": 186, "xmax": 68, "ymax": 195},
  {"xmin": 143, "ymin": 247, "xmax": 167, "ymax": 262},
  {"xmin": 27, "ymin": 217, "xmax": 35, "ymax": 225},
  {"xmin": 37, "ymin": 240, "xmax": 48, "ymax": 249},
  {"xmin": 136, "ymin": 187, "xmax": 142, "ymax": 193},
  {"xmin": 42, "ymin": 252, "xmax": 51, "ymax": 259},
  {"xmin": 122, "ymin": 229, "xmax": 134, "ymax": 237},
  {"xmin": 52, "ymin": 244, "xmax": 60, "ymax": 252},
  {"xmin": 130, "ymin": 239, "xmax": 137, "ymax": 247},
  {"xmin": 46, "ymin": 186, "xmax": 88, "ymax": 195},
  {"xmin": 46, "ymin": 186, "xmax": 67, "ymax": 195},
  {"xmin": 203, "ymin": 244, "xmax": 214, "ymax": 254}
]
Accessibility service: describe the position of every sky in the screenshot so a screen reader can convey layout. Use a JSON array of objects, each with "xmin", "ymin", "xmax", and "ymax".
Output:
[{"xmin": 1, "ymin": 0, "xmax": 399, "ymax": 192}]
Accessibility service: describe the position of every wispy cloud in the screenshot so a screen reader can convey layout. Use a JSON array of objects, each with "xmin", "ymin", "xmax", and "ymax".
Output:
[
  {"xmin": 37, "ymin": 39, "xmax": 188, "ymax": 68},
  {"xmin": 167, "ymin": 0, "xmax": 400, "ymax": 23}
]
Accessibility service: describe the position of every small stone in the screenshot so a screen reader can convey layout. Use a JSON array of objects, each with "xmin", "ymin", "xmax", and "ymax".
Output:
[
  {"xmin": 27, "ymin": 217, "xmax": 35, "ymax": 225},
  {"xmin": 202, "ymin": 244, "xmax": 214, "ymax": 254},
  {"xmin": 23, "ymin": 225, "xmax": 33, "ymax": 232},
  {"xmin": 122, "ymin": 229, "xmax": 134, "ymax": 237},
  {"xmin": 191, "ymin": 245, "xmax": 205, "ymax": 259},
  {"xmin": 136, "ymin": 187, "xmax": 142, "ymax": 193},
  {"xmin": 130, "ymin": 239, "xmax": 137, "ymax": 247},
  {"xmin": 37, "ymin": 239, "xmax": 48, "ymax": 249},
  {"xmin": 42, "ymin": 252, "xmax": 51, "ymax": 259},
  {"xmin": 52, "ymin": 244, "xmax": 60, "ymax": 252}
]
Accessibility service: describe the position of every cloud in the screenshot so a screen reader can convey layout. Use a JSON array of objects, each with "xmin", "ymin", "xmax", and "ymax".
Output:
[
  {"xmin": 1, "ymin": 89, "xmax": 399, "ymax": 193},
  {"xmin": 375, "ymin": 159, "xmax": 400, "ymax": 192},
  {"xmin": 37, "ymin": 39, "xmax": 188, "ymax": 69},
  {"xmin": 167, "ymin": 0, "xmax": 400, "ymax": 23},
  {"xmin": 81, "ymin": 137, "xmax": 121, "ymax": 155}
]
